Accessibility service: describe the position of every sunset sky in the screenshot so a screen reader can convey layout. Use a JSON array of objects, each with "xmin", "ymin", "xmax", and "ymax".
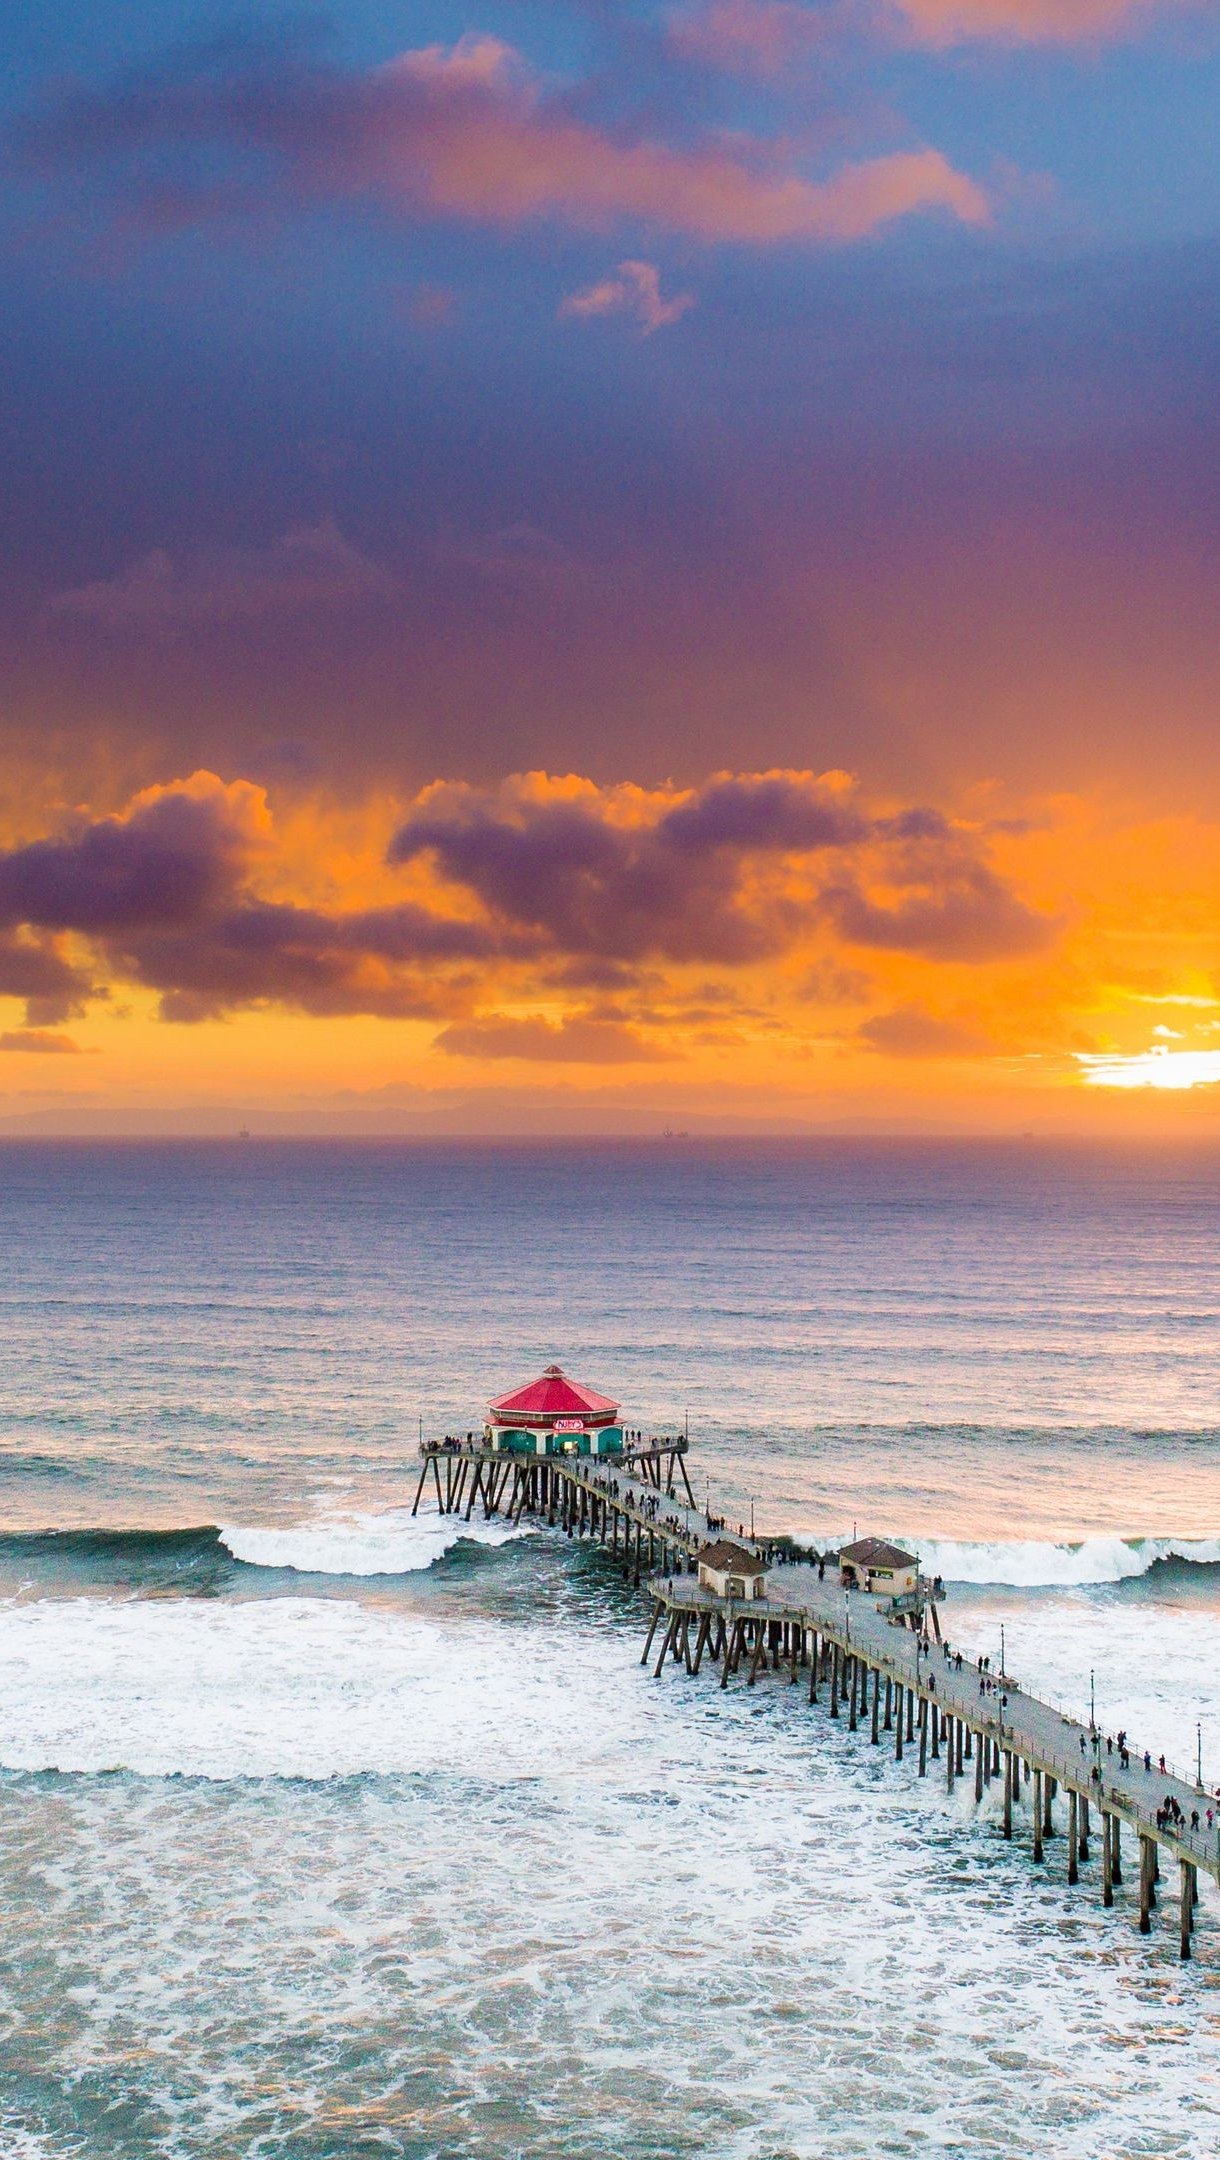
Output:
[{"xmin": 2, "ymin": 0, "xmax": 1219, "ymax": 1131}]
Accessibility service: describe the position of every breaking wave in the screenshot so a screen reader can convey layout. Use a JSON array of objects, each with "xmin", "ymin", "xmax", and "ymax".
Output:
[
  {"xmin": 0, "ymin": 1514, "xmax": 535, "ymax": 1584},
  {"xmin": 918, "ymin": 1533, "xmax": 1220, "ymax": 1587},
  {"xmin": 217, "ymin": 1510, "xmax": 534, "ymax": 1576}
]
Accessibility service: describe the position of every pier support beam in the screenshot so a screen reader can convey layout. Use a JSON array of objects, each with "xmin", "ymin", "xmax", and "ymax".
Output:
[
  {"xmin": 1003, "ymin": 1750, "xmax": 1014, "ymax": 1839},
  {"xmin": 1079, "ymin": 1796, "xmax": 1090, "ymax": 1863},
  {"xmin": 1139, "ymin": 1835, "xmax": 1156, "ymax": 1933},
  {"xmin": 653, "ymin": 1611, "xmax": 678, "ymax": 1679},
  {"xmin": 946, "ymin": 1717, "xmax": 955, "ymax": 1793},
  {"xmin": 1102, "ymin": 1811, "xmax": 1114, "ymax": 1906},
  {"xmin": 895, "ymin": 1687, "xmax": 904, "ymax": 1762},
  {"xmin": 1180, "ymin": 1862, "xmax": 1196, "ymax": 1961},
  {"xmin": 1033, "ymin": 1769, "xmax": 1044, "ymax": 1862},
  {"xmin": 918, "ymin": 1697, "xmax": 928, "ymax": 1777},
  {"xmin": 1068, "ymin": 1792, "xmax": 1079, "ymax": 1884},
  {"xmin": 974, "ymin": 1732, "xmax": 983, "ymax": 1802},
  {"xmin": 871, "ymin": 1669, "xmax": 880, "ymax": 1745}
]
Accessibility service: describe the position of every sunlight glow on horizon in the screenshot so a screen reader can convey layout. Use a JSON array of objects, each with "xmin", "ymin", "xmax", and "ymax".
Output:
[{"xmin": 1075, "ymin": 1046, "xmax": 1220, "ymax": 1091}]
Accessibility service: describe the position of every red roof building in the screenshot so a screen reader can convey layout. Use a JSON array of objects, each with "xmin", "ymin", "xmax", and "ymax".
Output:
[
  {"xmin": 489, "ymin": 1364, "xmax": 619, "ymax": 1426},
  {"xmin": 485, "ymin": 1364, "xmax": 623, "ymax": 1454}
]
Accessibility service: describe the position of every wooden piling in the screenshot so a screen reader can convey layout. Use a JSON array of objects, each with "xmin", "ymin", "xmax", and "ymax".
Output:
[
  {"xmin": 1102, "ymin": 1810, "xmax": 1114, "ymax": 1906},
  {"xmin": 1180, "ymin": 1861, "xmax": 1196, "ymax": 1960},
  {"xmin": 640, "ymin": 1602, "xmax": 663, "ymax": 1666},
  {"xmin": 653, "ymin": 1610, "xmax": 678, "ymax": 1679},
  {"xmin": 1033, "ymin": 1769, "xmax": 1044, "ymax": 1862},
  {"xmin": 1068, "ymin": 1792, "xmax": 1079, "ymax": 1884},
  {"xmin": 1139, "ymin": 1834, "xmax": 1155, "ymax": 1934}
]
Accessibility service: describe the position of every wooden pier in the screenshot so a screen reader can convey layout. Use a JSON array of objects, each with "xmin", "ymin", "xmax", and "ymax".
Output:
[{"xmin": 413, "ymin": 1435, "xmax": 1217, "ymax": 1959}]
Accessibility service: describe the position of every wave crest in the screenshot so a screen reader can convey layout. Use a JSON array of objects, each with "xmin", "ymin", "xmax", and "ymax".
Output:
[
  {"xmin": 918, "ymin": 1534, "xmax": 1220, "ymax": 1587},
  {"xmin": 218, "ymin": 1511, "xmax": 534, "ymax": 1577}
]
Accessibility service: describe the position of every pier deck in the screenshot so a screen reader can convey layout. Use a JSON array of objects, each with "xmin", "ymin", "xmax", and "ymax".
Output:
[
  {"xmin": 649, "ymin": 1565, "xmax": 1220, "ymax": 1888},
  {"xmin": 415, "ymin": 1437, "xmax": 1217, "ymax": 1951}
]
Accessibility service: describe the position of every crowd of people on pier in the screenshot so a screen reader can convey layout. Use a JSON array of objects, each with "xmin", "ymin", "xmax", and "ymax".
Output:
[{"xmin": 523, "ymin": 1457, "xmax": 1220, "ymax": 1858}]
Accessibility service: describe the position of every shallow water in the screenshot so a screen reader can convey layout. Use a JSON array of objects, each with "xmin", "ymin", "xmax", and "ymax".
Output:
[{"xmin": 0, "ymin": 1140, "xmax": 1218, "ymax": 2157}]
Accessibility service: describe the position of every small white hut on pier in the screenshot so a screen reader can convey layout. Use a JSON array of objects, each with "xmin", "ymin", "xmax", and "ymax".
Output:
[
  {"xmin": 838, "ymin": 1537, "xmax": 918, "ymax": 1598},
  {"xmin": 697, "ymin": 1540, "xmax": 768, "ymax": 1600}
]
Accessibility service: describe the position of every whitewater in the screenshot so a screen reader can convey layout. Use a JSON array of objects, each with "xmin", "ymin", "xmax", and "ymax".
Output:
[{"xmin": 0, "ymin": 1137, "xmax": 1217, "ymax": 2159}]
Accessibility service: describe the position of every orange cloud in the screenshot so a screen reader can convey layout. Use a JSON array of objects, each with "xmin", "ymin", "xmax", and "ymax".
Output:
[
  {"xmin": 4, "ymin": 776, "xmax": 1220, "ymax": 1129},
  {"xmin": 560, "ymin": 260, "xmax": 695, "ymax": 335},
  {"xmin": 379, "ymin": 43, "xmax": 990, "ymax": 242},
  {"xmin": 890, "ymin": 0, "xmax": 1195, "ymax": 45},
  {"xmin": 0, "ymin": 1029, "xmax": 89, "ymax": 1054},
  {"xmin": 26, "ymin": 33, "xmax": 990, "ymax": 247},
  {"xmin": 436, "ymin": 1013, "xmax": 675, "ymax": 1062},
  {"xmin": 667, "ymin": 0, "xmax": 837, "ymax": 76},
  {"xmin": 857, "ymin": 1004, "xmax": 994, "ymax": 1056}
]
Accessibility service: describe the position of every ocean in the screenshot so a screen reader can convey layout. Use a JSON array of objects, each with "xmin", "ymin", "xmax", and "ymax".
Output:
[{"xmin": 0, "ymin": 1137, "xmax": 1217, "ymax": 2158}]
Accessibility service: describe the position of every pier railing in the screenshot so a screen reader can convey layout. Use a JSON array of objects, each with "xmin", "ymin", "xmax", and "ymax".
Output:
[{"xmin": 411, "ymin": 1430, "xmax": 1218, "ymax": 1942}]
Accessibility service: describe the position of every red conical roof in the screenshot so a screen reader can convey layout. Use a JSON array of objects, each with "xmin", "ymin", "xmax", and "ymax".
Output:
[{"xmin": 489, "ymin": 1363, "xmax": 619, "ymax": 1421}]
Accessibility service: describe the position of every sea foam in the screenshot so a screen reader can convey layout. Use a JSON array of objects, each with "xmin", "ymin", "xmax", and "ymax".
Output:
[
  {"xmin": 218, "ymin": 1509, "xmax": 534, "ymax": 1576},
  {"xmin": 0, "ymin": 1595, "xmax": 624, "ymax": 1780}
]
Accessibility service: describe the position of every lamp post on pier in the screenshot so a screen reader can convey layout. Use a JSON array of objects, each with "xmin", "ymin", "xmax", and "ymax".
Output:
[
  {"xmin": 1090, "ymin": 1666, "xmax": 1096, "ymax": 1733},
  {"xmin": 1000, "ymin": 1623, "xmax": 1006, "ymax": 1681}
]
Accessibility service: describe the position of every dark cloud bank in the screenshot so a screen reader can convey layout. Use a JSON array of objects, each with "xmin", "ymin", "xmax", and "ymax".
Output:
[{"xmin": 0, "ymin": 771, "xmax": 1055, "ymax": 1037}]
